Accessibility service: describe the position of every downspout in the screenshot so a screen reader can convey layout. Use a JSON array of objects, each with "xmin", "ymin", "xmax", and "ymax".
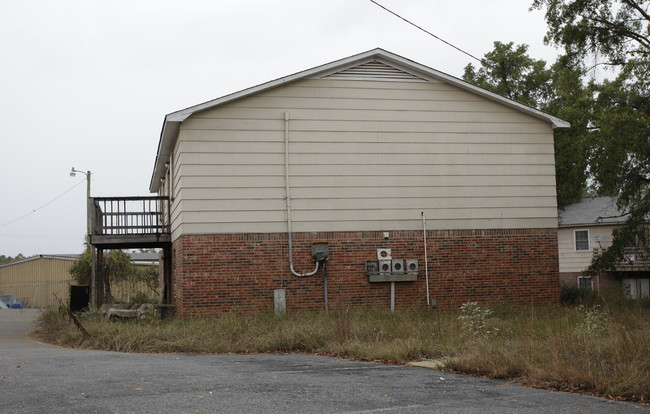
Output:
[{"xmin": 285, "ymin": 111, "xmax": 319, "ymax": 277}]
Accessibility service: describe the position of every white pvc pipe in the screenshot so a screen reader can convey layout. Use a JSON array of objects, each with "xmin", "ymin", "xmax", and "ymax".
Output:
[
  {"xmin": 422, "ymin": 212, "xmax": 430, "ymax": 307},
  {"xmin": 390, "ymin": 281, "xmax": 395, "ymax": 312},
  {"xmin": 285, "ymin": 112, "xmax": 319, "ymax": 278}
]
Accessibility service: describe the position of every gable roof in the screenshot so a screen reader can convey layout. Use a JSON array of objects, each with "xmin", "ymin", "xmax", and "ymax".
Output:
[
  {"xmin": 0, "ymin": 252, "xmax": 159, "ymax": 269},
  {"xmin": 0, "ymin": 254, "xmax": 79, "ymax": 269},
  {"xmin": 150, "ymin": 48, "xmax": 570, "ymax": 192},
  {"xmin": 559, "ymin": 197, "xmax": 625, "ymax": 227}
]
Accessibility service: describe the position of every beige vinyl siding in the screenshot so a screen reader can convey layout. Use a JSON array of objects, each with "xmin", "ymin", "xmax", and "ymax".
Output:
[
  {"xmin": 171, "ymin": 78, "xmax": 557, "ymax": 237},
  {"xmin": 558, "ymin": 225, "xmax": 616, "ymax": 273},
  {"xmin": 169, "ymin": 140, "xmax": 183, "ymax": 239}
]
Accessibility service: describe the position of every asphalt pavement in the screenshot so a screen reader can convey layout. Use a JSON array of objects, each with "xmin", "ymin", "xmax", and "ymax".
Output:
[{"xmin": 0, "ymin": 309, "xmax": 647, "ymax": 414}]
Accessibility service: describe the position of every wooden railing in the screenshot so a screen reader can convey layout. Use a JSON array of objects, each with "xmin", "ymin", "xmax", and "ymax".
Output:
[
  {"xmin": 592, "ymin": 247, "xmax": 650, "ymax": 270},
  {"xmin": 91, "ymin": 197, "xmax": 170, "ymax": 236}
]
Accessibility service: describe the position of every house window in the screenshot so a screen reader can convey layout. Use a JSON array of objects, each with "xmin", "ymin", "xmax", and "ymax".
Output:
[
  {"xmin": 574, "ymin": 229, "xmax": 590, "ymax": 252},
  {"xmin": 577, "ymin": 276, "xmax": 593, "ymax": 290}
]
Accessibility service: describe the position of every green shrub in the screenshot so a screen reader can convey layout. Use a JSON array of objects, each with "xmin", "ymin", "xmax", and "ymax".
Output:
[
  {"xmin": 560, "ymin": 284, "xmax": 597, "ymax": 305},
  {"xmin": 129, "ymin": 291, "xmax": 152, "ymax": 305}
]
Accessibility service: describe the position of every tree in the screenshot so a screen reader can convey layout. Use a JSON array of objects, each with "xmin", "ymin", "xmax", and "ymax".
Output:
[
  {"xmin": 463, "ymin": 42, "xmax": 591, "ymax": 208},
  {"xmin": 586, "ymin": 64, "xmax": 650, "ymax": 272},
  {"xmin": 543, "ymin": 55, "xmax": 595, "ymax": 207},
  {"xmin": 0, "ymin": 254, "xmax": 25, "ymax": 264},
  {"xmin": 531, "ymin": 0, "xmax": 650, "ymax": 65},
  {"xmin": 69, "ymin": 244, "xmax": 137, "ymax": 303},
  {"xmin": 463, "ymin": 41, "xmax": 553, "ymax": 107},
  {"xmin": 134, "ymin": 264, "xmax": 160, "ymax": 298},
  {"xmin": 533, "ymin": 0, "xmax": 650, "ymax": 273}
]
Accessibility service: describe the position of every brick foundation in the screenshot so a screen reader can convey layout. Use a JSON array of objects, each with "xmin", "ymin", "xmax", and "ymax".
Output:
[
  {"xmin": 560, "ymin": 271, "xmax": 622, "ymax": 293},
  {"xmin": 560, "ymin": 272, "xmax": 583, "ymax": 287},
  {"xmin": 171, "ymin": 228, "xmax": 560, "ymax": 315}
]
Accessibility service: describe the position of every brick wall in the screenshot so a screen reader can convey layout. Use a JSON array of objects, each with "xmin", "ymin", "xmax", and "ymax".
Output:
[
  {"xmin": 172, "ymin": 228, "xmax": 560, "ymax": 315},
  {"xmin": 560, "ymin": 271, "xmax": 583, "ymax": 287},
  {"xmin": 560, "ymin": 271, "xmax": 620, "ymax": 293}
]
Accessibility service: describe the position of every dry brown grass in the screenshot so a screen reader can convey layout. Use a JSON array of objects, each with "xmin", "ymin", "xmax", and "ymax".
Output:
[{"xmin": 36, "ymin": 297, "xmax": 650, "ymax": 402}]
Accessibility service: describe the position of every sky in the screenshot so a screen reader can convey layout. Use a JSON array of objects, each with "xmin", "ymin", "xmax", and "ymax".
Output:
[{"xmin": 0, "ymin": 0, "xmax": 561, "ymax": 257}]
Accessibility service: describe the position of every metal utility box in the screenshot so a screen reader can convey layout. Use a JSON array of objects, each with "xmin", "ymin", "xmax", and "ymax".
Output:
[
  {"xmin": 365, "ymin": 260, "xmax": 379, "ymax": 274},
  {"xmin": 367, "ymin": 248, "xmax": 419, "ymax": 282},
  {"xmin": 377, "ymin": 248, "xmax": 392, "ymax": 260},
  {"xmin": 379, "ymin": 260, "xmax": 392, "ymax": 274},
  {"xmin": 366, "ymin": 256, "xmax": 418, "ymax": 283},
  {"xmin": 392, "ymin": 259, "xmax": 404, "ymax": 274},
  {"xmin": 311, "ymin": 243, "xmax": 329, "ymax": 261},
  {"xmin": 405, "ymin": 259, "xmax": 419, "ymax": 273},
  {"xmin": 274, "ymin": 289, "xmax": 286, "ymax": 315},
  {"xmin": 70, "ymin": 285, "xmax": 90, "ymax": 312}
]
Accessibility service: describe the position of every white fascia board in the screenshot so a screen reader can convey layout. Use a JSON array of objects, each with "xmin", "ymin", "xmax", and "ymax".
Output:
[
  {"xmin": 558, "ymin": 221, "xmax": 625, "ymax": 229},
  {"xmin": 165, "ymin": 48, "xmax": 571, "ymax": 128},
  {"xmin": 164, "ymin": 49, "xmax": 392, "ymax": 122},
  {"xmin": 374, "ymin": 51, "xmax": 570, "ymax": 129},
  {"xmin": 150, "ymin": 118, "xmax": 180, "ymax": 193}
]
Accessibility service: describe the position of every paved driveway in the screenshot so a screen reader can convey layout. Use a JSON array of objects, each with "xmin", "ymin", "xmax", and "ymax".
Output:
[{"xmin": 1, "ymin": 309, "xmax": 647, "ymax": 414}]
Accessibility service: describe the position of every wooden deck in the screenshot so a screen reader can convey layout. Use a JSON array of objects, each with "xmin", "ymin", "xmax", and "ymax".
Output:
[
  {"xmin": 593, "ymin": 247, "xmax": 650, "ymax": 272},
  {"xmin": 87, "ymin": 196, "xmax": 172, "ymax": 307},
  {"xmin": 89, "ymin": 196, "xmax": 171, "ymax": 248}
]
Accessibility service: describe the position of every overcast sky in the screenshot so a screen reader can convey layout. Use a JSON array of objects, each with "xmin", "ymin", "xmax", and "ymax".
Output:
[{"xmin": 0, "ymin": 0, "xmax": 560, "ymax": 257}]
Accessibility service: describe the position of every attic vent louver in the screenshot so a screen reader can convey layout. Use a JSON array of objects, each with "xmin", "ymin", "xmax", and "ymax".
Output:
[{"xmin": 322, "ymin": 60, "xmax": 427, "ymax": 82}]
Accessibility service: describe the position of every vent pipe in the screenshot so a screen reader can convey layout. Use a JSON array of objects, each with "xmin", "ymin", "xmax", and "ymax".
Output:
[{"xmin": 285, "ymin": 111, "xmax": 319, "ymax": 277}]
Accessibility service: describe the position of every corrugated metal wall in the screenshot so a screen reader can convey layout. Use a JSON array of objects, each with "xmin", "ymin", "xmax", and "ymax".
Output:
[
  {"xmin": 0, "ymin": 256, "xmax": 157, "ymax": 308},
  {"xmin": 0, "ymin": 256, "xmax": 75, "ymax": 308}
]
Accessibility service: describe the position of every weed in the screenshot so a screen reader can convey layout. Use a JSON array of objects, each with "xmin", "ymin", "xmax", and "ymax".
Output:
[
  {"xmin": 574, "ymin": 304, "xmax": 610, "ymax": 337},
  {"xmin": 458, "ymin": 301, "xmax": 499, "ymax": 336},
  {"xmin": 36, "ymin": 304, "xmax": 650, "ymax": 402}
]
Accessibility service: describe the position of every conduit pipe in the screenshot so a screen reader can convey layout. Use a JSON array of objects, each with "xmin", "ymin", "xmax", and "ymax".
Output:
[
  {"xmin": 285, "ymin": 111, "xmax": 319, "ymax": 277},
  {"xmin": 322, "ymin": 260, "xmax": 329, "ymax": 312},
  {"xmin": 422, "ymin": 212, "xmax": 430, "ymax": 307}
]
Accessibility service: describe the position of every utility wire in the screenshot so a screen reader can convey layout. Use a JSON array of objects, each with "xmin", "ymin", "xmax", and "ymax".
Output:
[
  {"xmin": 370, "ymin": 1, "xmax": 605, "ymax": 83},
  {"xmin": 369, "ymin": 0, "xmax": 485, "ymax": 65},
  {"xmin": 0, "ymin": 179, "xmax": 86, "ymax": 228}
]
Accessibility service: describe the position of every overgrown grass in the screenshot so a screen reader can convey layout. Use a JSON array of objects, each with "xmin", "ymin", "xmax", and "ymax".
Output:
[{"xmin": 36, "ymin": 296, "xmax": 650, "ymax": 403}]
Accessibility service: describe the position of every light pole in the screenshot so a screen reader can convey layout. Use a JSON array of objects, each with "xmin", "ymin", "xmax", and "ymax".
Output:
[{"xmin": 70, "ymin": 167, "xmax": 96, "ymax": 309}]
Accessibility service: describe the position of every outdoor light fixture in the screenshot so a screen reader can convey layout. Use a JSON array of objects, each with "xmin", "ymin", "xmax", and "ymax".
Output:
[{"xmin": 70, "ymin": 167, "xmax": 88, "ymax": 178}]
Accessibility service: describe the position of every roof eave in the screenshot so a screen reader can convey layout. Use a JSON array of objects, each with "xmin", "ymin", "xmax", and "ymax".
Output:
[
  {"xmin": 149, "ymin": 118, "xmax": 180, "ymax": 193},
  {"xmin": 558, "ymin": 221, "xmax": 626, "ymax": 228}
]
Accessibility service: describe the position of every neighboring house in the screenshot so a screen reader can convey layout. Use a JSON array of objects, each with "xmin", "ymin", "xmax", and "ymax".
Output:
[
  {"xmin": 0, "ymin": 252, "xmax": 159, "ymax": 308},
  {"xmin": 558, "ymin": 196, "xmax": 649, "ymax": 298},
  {"xmin": 147, "ymin": 48, "xmax": 569, "ymax": 315}
]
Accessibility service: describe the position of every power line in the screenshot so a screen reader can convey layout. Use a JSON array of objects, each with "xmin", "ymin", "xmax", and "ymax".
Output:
[
  {"xmin": 369, "ymin": 0, "xmax": 485, "ymax": 65},
  {"xmin": 0, "ymin": 179, "xmax": 86, "ymax": 228}
]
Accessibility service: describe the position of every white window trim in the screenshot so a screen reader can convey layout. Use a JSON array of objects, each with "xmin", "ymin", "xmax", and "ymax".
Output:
[
  {"xmin": 574, "ymin": 229, "xmax": 590, "ymax": 252},
  {"xmin": 577, "ymin": 276, "xmax": 593, "ymax": 290}
]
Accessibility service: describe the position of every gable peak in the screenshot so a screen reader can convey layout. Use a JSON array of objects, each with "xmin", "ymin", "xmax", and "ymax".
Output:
[{"xmin": 317, "ymin": 59, "xmax": 428, "ymax": 82}]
